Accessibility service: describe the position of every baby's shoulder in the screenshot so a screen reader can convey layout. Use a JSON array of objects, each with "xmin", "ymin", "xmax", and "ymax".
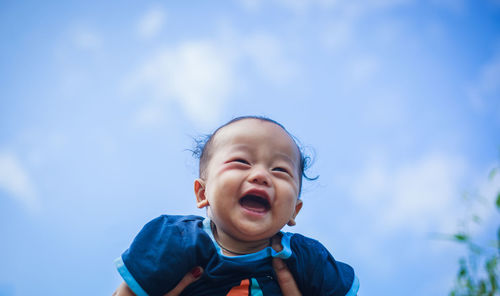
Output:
[
  {"xmin": 149, "ymin": 214, "xmax": 204, "ymax": 225},
  {"xmin": 284, "ymin": 233, "xmax": 358, "ymax": 295},
  {"xmin": 134, "ymin": 214, "xmax": 207, "ymax": 245},
  {"xmin": 286, "ymin": 232, "xmax": 330, "ymax": 257},
  {"xmin": 144, "ymin": 214, "xmax": 204, "ymax": 231}
]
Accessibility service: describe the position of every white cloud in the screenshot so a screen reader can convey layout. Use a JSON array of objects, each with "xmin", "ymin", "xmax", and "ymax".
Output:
[
  {"xmin": 345, "ymin": 153, "xmax": 466, "ymax": 234},
  {"xmin": 242, "ymin": 34, "xmax": 297, "ymax": 84},
  {"xmin": 124, "ymin": 31, "xmax": 297, "ymax": 127},
  {"xmin": 238, "ymin": 0, "xmax": 263, "ymax": 11},
  {"xmin": 134, "ymin": 102, "xmax": 169, "ymax": 127},
  {"xmin": 341, "ymin": 156, "xmax": 499, "ymax": 284},
  {"xmin": 0, "ymin": 151, "xmax": 39, "ymax": 212},
  {"xmin": 320, "ymin": 1, "xmax": 412, "ymax": 52},
  {"xmin": 125, "ymin": 40, "xmax": 234, "ymax": 127},
  {"xmin": 370, "ymin": 0, "xmax": 414, "ymax": 8},
  {"xmin": 137, "ymin": 7, "xmax": 166, "ymax": 39},
  {"xmin": 346, "ymin": 55, "xmax": 380, "ymax": 82},
  {"xmin": 70, "ymin": 26, "xmax": 102, "ymax": 51},
  {"xmin": 276, "ymin": 0, "xmax": 311, "ymax": 13},
  {"xmin": 322, "ymin": 17, "xmax": 357, "ymax": 51},
  {"xmin": 239, "ymin": 0, "xmax": 344, "ymax": 12},
  {"xmin": 271, "ymin": 0, "xmax": 414, "ymax": 14}
]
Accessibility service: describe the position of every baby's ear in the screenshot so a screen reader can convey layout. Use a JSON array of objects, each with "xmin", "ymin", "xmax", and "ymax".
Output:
[
  {"xmin": 287, "ymin": 199, "xmax": 303, "ymax": 226},
  {"xmin": 194, "ymin": 179, "xmax": 209, "ymax": 208}
]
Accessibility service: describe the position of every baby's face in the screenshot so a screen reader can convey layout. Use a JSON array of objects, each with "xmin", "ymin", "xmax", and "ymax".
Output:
[{"xmin": 195, "ymin": 119, "xmax": 302, "ymax": 242}]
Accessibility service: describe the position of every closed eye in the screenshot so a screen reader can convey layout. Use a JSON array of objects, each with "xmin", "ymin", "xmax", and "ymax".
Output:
[
  {"xmin": 232, "ymin": 158, "xmax": 250, "ymax": 165},
  {"xmin": 272, "ymin": 167, "xmax": 290, "ymax": 174}
]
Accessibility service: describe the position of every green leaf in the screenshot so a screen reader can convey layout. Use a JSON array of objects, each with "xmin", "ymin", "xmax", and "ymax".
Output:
[
  {"xmin": 489, "ymin": 168, "xmax": 498, "ymax": 181},
  {"xmin": 479, "ymin": 280, "xmax": 486, "ymax": 293},
  {"xmin": 497, "ymin": 229, "xmax": 500, "ymax": 249},
  {"xmin": 455, "ymin": 234, "xmax": 469, "ymax": 242},
  {"xmin": 459, "ymin": 266, "xmax": 467, "ymax": 277},
  {"xmin": 496, "ymin": 192, "xmax": 500, "ymax": 210}
]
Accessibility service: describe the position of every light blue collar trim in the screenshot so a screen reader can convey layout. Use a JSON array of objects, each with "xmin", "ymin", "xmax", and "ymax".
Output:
[
  {"xmin": 114, "ymin": 256, "xmax": 148, "ymax": 296},
  {"xmin": 202, "ymin": 218, "xmax": 292, "ymax": 262},
  {"xmin": 345, "ymin": 275, "xmax": 360, "ymax": 296}
]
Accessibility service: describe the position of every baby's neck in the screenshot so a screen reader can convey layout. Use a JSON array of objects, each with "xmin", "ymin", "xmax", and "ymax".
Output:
[{"xmin": 211, "ymin": 223, "xmax": 273, "ymax": 256}]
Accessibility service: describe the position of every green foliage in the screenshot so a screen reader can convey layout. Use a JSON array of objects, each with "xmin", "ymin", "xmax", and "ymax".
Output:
[
  {"xmin": 455, "ymin": 234, "xmax": 469, "ymax": 242},
  {"xmin": 449, "ymin": 166, "xmax": 500, "ymax": 296},
  {"xmin": 496, "ymin": 193, "xmax": 500, "ymax": 210}
]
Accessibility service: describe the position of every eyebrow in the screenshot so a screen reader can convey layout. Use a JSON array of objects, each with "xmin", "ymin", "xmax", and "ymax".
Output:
[
  {"xmin": 273, "ymin": 152, "xmax": 298, "ymax": 167},
  {"xmin": 227, "ymin": 144, "xmax": 298, "ymax": 166}
]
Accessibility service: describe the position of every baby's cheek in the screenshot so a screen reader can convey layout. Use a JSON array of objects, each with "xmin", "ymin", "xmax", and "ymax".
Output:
[{"xmin": 284, "ymin": 181, "xmax": 300, "ymax": 197}]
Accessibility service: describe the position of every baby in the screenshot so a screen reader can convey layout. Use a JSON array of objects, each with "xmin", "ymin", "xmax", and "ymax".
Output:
[{"xmin": 114, "ymin": 116, "xmax": 359, "ymax": 295}]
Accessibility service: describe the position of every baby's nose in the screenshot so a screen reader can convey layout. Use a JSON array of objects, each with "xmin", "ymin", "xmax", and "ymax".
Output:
[{"xmin": 249, "ymin": 168, "xmax": 270, "ymax": 186}]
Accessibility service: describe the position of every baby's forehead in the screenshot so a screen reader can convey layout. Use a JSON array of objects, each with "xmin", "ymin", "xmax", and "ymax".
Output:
[{"xmin": 212, "ymin": 119, "xmax": 300, "ymax": 159}]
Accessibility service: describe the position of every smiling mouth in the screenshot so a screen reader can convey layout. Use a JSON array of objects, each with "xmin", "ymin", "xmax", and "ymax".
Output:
[{"xmin": 239, "ymin": 194, "xmax": 271, "ymax": 213}]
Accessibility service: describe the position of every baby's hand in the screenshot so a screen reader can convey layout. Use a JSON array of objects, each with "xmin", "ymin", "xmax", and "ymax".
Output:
[
  {"xmin": 163, "ymin": 267, "xmax": 203, "ymax": 296},
  {"xmin": 163, "ymin": 258, "xmax": 302, "ymax": 296},
  {"xmin": 272, "ymin": 258, "xmax": 302, "ymax": 296},
  {"xmin": 271, "ymin": 235, "xmax": 303, "ymax": 296},
  {"xmin": 113, "ymin": 245, "xmax": 302, "ymax": 296},
  {"xmin": 164, "ymin": 261, "xmax": 302, "ymax": 296},
  {"xmin": 111, "ymin": 267, "xmax": 203, "ymax": 296}
]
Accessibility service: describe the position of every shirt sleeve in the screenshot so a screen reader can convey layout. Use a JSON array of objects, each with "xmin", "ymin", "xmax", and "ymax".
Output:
[
  {"xmin": 115, "ymin": 215, "xmax": 212, "ymax": 296},
  {"xmin": 287, "ymin": 234, "xmax": 359, "ymax": 296}
]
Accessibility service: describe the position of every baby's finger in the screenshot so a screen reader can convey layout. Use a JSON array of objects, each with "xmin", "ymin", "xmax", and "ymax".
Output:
[
  {"xmin": 272, "ymin": 258, "xmax": 302, "ymax": 296},
  {"xmin": 163, "ymin": 267, "xmax": 203, "ymax": 296},
  {"xmin": 112, "ymin": 282, "xmax": 135, "ymax": 296}
]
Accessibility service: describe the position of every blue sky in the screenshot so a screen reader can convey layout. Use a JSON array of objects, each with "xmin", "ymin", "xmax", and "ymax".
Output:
[{"xmin": 1, "ymin": 0, "xmax": 500, "ymax": 295}]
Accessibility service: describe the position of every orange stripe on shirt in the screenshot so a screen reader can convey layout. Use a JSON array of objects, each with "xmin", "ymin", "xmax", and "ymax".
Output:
[{"xmin": 226, "ymin": 279, "xmax": 250, "ymax": 296}]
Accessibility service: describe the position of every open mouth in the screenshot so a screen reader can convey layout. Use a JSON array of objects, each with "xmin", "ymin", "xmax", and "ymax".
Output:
[{"xmin": 239, "ymin": 194, "xmax": 271, "ymax": 213}]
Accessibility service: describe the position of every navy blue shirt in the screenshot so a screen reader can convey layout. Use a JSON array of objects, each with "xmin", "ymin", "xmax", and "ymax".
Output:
[{"xmin": 115, "ymin": 215, "xmax": 359, "ymax": 296}]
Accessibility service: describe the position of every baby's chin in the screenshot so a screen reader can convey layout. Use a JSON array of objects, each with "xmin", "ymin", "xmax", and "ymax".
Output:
[{"xmin": 226, "ymin": 221, "xmax": 285, "ymax": 243}]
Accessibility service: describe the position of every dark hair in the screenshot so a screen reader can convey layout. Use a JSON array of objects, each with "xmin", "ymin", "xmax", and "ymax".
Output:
[{"xmin": 191, "ymin": 115, "xmax": 317, "ymax": 196}]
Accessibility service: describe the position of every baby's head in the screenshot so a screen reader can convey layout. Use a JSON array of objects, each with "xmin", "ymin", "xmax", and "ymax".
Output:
[
  {"xmin": 192, "ymin": 116, "xmax": 313, "ymax": 243},
  {"xmin": 195, "ymin": 116, "xmax": 311, "ymax": 194}
]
